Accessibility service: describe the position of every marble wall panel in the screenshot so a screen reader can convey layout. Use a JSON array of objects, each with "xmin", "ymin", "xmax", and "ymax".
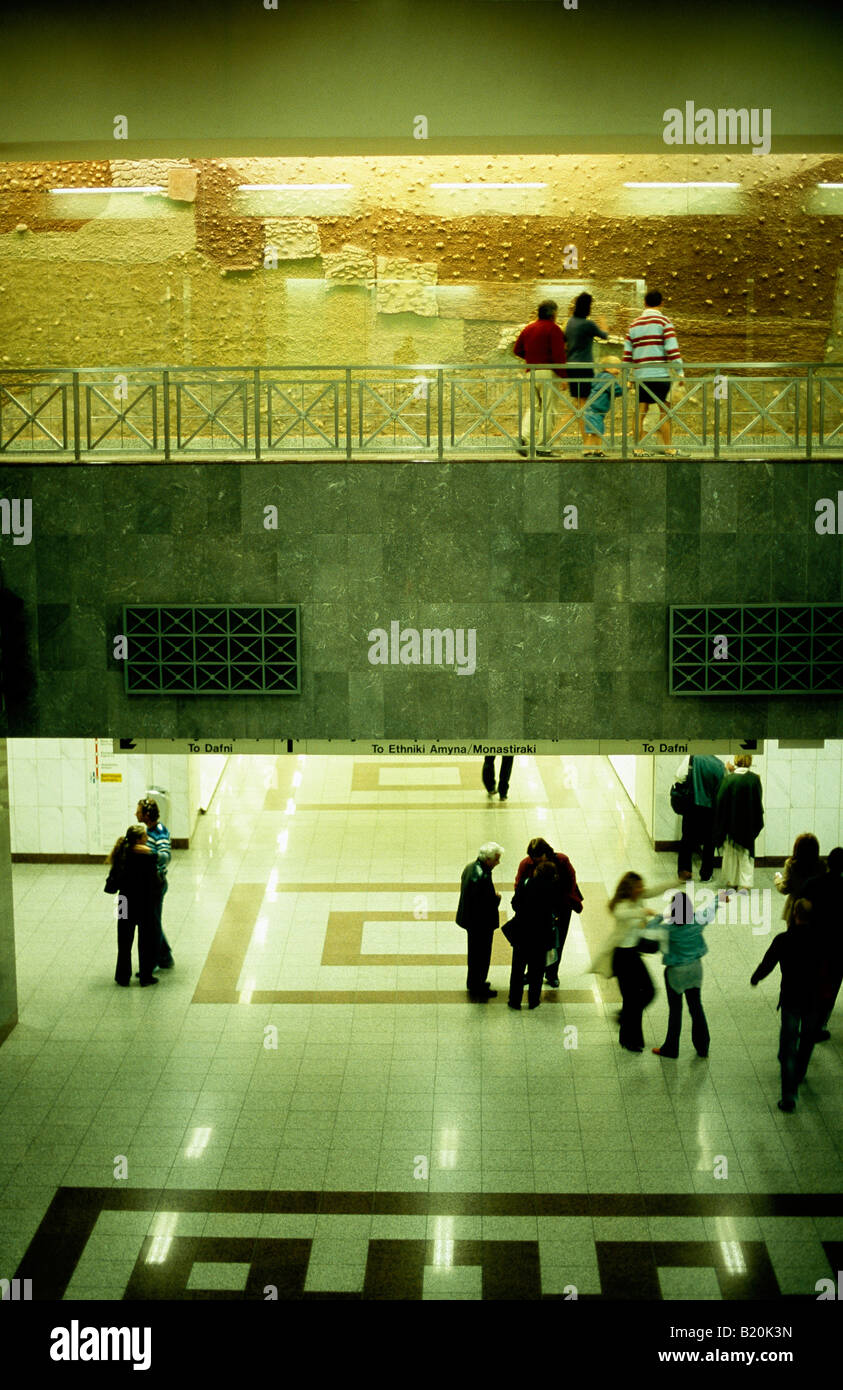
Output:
[
  {"xmin": 0, "ymin": 740, "xmax": 17, "ymax": 1039},
  {"xmin": 0, "ymin": 462, "xmax": 842, "ymax": 741}
]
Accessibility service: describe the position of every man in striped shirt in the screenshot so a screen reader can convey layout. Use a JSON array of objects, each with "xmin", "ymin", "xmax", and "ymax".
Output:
[
  {"xmin": 137, "ymin": 797, "xmax": 174, "ymax": 970},
  {"xmin": 623, "ymin": 290, "xmax": 685, "ymax": 455}
]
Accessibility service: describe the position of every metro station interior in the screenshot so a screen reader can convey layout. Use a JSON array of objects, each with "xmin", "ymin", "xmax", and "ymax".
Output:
[
  {"xmin": 0, "ymin": 742, "xmax": 841, "ymax": 1302},
  {"xmin": 0, "ymin": 0, "xmax": 842, "ymax": 1334}
]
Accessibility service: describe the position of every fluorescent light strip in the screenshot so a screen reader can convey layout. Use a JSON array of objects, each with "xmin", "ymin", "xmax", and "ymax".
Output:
[
  {"xmin": 237, "ymin": 183, "xmax": 352, "ymax": 191},
  {"xmin": 50, "ymin": 186, "xmax": 165, "ymax": 194},
  {"xmin": 623, "ymin": 181, "xmax": 740, "ymax": 189},
  {"xmin": 817, "ymin": 182, "xmax": 843, "ymax": 189},
  {"xmin": 431, "ymin": 182, "xmax": 547, "ymax": 189}
]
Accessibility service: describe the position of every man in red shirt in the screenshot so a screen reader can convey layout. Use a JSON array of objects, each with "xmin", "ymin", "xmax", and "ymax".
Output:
[{"xmin": 513, "ymin": 300, "xmax": 568, "ymax": 456}]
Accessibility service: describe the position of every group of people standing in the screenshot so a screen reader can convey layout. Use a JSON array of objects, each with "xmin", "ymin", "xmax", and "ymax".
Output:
[
  {"xmin": 513, "ymin": 289, "xmax": 685, "ymax": 457},
  {"xmin": 674, "ymin": 752, "xmax": 764, "ymax": 888},
  {"xmin": 104, "ymin": 798, "xmax": 174, "ymax": 987},
  {"xmin": 457, "ymin": 823, "xmax": 841, "ymax": 1115},
  {"xmin": 456, "ymin": 838, "xmax": 583, "ymax": 1006}
]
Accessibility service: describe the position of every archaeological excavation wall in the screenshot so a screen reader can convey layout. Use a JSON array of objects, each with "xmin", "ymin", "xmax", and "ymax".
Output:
[{"xmin": 1, "ymin": 154, "xmax": 842, "ymax": 372}]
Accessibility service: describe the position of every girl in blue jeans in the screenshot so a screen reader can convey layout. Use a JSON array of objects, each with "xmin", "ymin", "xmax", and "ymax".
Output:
[{"xmin": 650, "ymin": 887, "xmax": 732, "ymax": 1059}]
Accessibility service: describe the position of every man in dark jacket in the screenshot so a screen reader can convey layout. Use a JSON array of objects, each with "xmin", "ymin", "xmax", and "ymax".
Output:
[
  {"xmin": 675, "ymin": 754, "xmax": 726, "ymax": 882},
  {"xmin": 802, "ymin": 845, "xmax": 843, "ymax": 1042},
  {"xmin": 750, "ymin": 898, "xmax": 822, "ymax": 1111},
  {"xmin": 456, "ymin": 842, "xmax": 504, "ymax": 1001},
  {"xmin": 513, "ymin": 300, "xmax": 567, "ymax": 457}
]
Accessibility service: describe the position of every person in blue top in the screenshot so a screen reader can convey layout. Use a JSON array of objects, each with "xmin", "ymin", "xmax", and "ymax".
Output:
[
  {"xmin": 649, "ymin": 886, "xmax": 733, "ymax": 1058},
  {"xmin": 582, "ymin": 357, "xmax": 628, "ymax": 457}
]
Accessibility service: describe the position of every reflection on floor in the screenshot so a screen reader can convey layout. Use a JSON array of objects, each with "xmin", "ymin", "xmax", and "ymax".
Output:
[{"xmin": 1, "ymin": 755, "xmax": 841, "ymax": 1300}]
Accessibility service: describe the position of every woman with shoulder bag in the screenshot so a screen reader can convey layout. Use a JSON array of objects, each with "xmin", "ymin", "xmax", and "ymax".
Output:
[
  {"xmin": 506, "ymin": 861, "xmax": 560, "ymax": 1010},
  {"xmin": 513, "ymin": 837, "xmax": 584, "ymax": 988}
]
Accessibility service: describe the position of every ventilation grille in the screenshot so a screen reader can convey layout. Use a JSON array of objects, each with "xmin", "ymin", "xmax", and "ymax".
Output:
[
  {"xmin": 123, "ymin": 605, "xmax": 300, "ymax": 695},
  {"xmin": 670, "ymin": 605, "xmax": 843, "ymax": 696}
]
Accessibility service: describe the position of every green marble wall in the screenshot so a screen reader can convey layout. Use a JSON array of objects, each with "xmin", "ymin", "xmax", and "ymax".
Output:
[
  {"xmin": 0, "ymin": 740, "xmax": 17, "ymax": 1040},
  {"xmin": 0, "ymin": 460, "xmax": 842, "ymax": 739}
]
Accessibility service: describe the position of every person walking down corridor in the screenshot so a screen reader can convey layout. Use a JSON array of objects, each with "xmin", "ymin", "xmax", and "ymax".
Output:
[
  {"xmin": 456, "ymin": 842, "xmax": 504, "ymax": 1001},
  {"xmin": 105, "ymin": 825, "xmax": 162, "ymax": 988},
  {"xmin": 483, "ymin": 756, "xmax": 513, "ymax": 802},
  {"xmin": 593, "ymin": 871, "xmax": 682, "ymax": 1053},
  {"xmin": 507, "ymin": 860, "xmax": 559, "ymax": 1010},
  {"xmin": 675, "ymin": 753, "xmax": 726, "ymax": 883},
  {"xmin": 714, "ymin": 755, "xmax": 764, "ymax": 890},
  {"xmin": 750, "ymin": 898, "xmax": 824, "ymax": 1112},
  {"xmin": 802, "ymin": 846, "xmax": 843, "ymax": 1042},
  {"xmin": 513, "ymin": 299, "xmax": 568, "ymax": 457},
  {"xmin": 623, "ymin": 290, "xmax": 685, "ymax": 456},
  {"xmin": 137, "ymin": 797, "xmax": 174, "ymax": 970}
]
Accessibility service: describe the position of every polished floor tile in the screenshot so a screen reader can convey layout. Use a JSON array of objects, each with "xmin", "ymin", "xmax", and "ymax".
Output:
[{"xmin": 2, "ymin": 753, "xmax": 841, "ymax": 1299}]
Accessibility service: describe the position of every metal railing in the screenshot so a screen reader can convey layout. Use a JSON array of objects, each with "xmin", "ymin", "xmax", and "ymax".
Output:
[{"xmin": 1, "ymin": 363, "xmax": 841, "ymax": 461}]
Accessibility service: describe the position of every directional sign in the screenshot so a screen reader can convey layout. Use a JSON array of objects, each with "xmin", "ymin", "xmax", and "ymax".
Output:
[{"xmin": 116, "ymin": 738, "xmax": 766, "ymax": 756}]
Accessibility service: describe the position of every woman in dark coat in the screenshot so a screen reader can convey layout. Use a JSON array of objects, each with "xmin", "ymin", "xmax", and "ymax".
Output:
[
  {"xmin": 750, "ymin": 897, "xmax": 824, "ymax": 1112},
  {"xmin": 513, "ymin": 837, "xmax": 584, "ymax": 987},
  {"xmin": 106, "ymin": 825, "xmax": 162, "ymax": 986},
  {"xmin": 802, "ymin": 845, "xmax": 843, "ymax": 1042},
  {"xmin": 507, "ymin": 861, "xmax": 559, "ymax": 1010},
  {"xmin": 714, "ymin": 754, "xmax": 764, "ymax": 889}
]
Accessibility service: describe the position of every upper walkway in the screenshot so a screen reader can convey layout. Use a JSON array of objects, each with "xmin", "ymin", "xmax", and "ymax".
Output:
[{"xmin": 1, "ymin": 362, "xmax": 841, "ymax": 463}]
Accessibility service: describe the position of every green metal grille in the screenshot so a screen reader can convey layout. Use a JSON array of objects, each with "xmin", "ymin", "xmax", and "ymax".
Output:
[
  {"xmin": 669, "ymin": 605, "xmax": 843, "ymax": 696},
  {"xmin": 123, "ymin": 605, "xmax": 300, "ymax": 695}
]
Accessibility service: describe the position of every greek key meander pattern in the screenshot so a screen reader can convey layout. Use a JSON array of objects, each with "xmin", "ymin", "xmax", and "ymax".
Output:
[{"xmin": 15, "ymin": 1187, "xmax": 842, "ymax": 1300}]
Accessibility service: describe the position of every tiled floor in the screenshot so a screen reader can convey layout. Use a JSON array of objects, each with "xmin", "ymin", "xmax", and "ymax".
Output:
[{"xmin": 1, "ymin": 754, "xmax": 841, "ymax": 1300}]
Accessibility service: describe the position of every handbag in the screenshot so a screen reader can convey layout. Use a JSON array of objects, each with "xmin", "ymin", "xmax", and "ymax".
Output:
[
  {"xmin": 636, "ymin": 936, "xmax": 659, "ymax": 955},
  {"xmin": 104, "ymin": 870, "xmax": 120, "ymax": 895},
  {"xmin": 670, "ymin": 775, "xmax": 694, "ymax": 817},
  {"xmin": 502, "ymin": 918, "xmax": 523, "ymax": 948}
]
